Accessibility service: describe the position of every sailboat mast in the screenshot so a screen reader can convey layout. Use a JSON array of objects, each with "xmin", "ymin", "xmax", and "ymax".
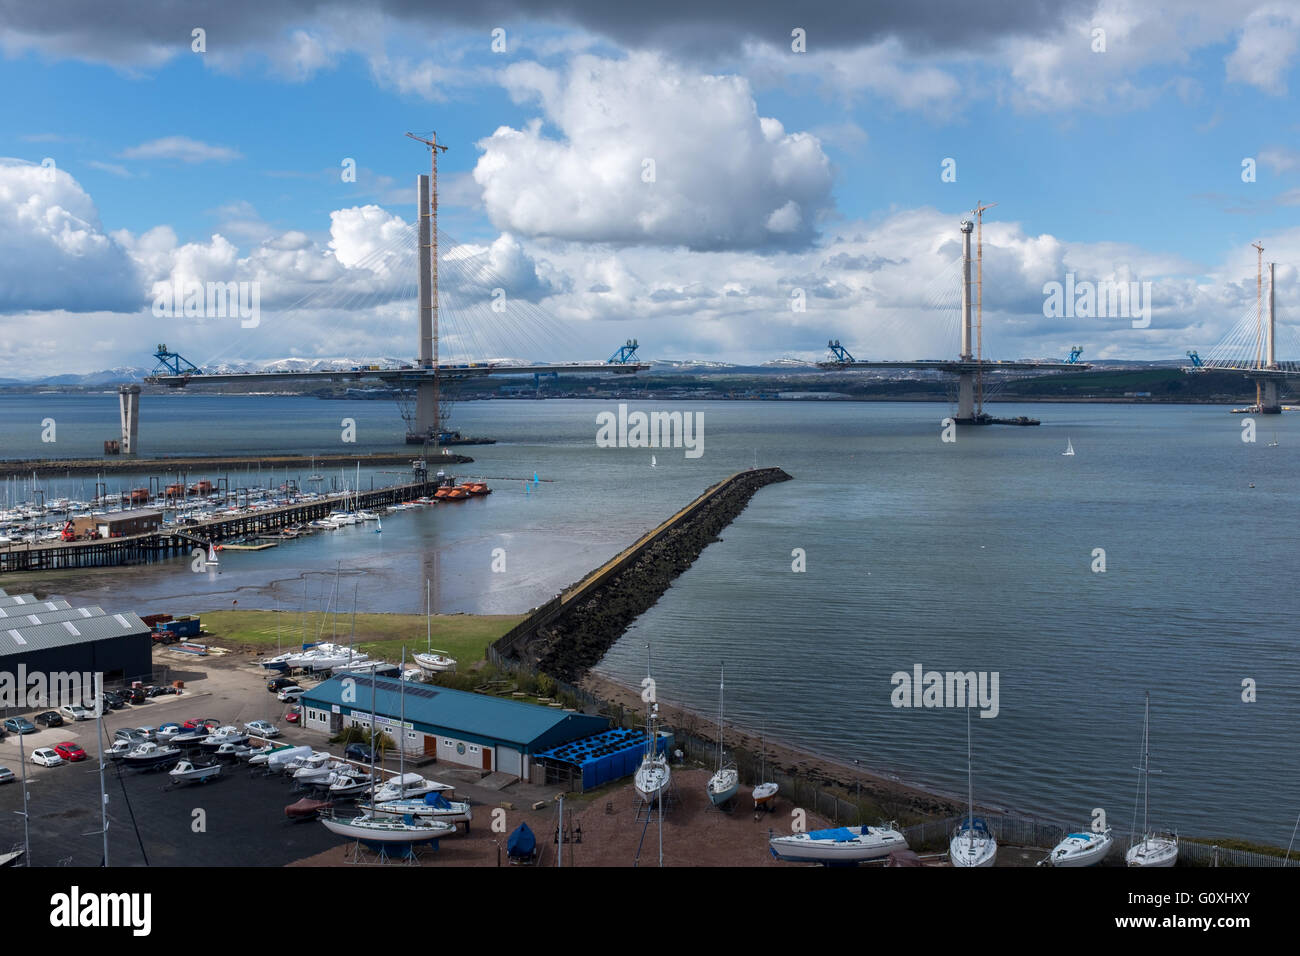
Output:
[
  {"xmin": 716, "ymin": 662, "xmax": 724, "ymax": 770},
  {"xmin": 97, "ymin": 673, "xmax": 109, "ymax": 866},
  {"xmin": 1142, "ymin": 692, "xmax": 1151, "ymax": 836},
  {"xmin": 399, "ymin": 646, "xmax": 406, "ymax": 783},
  {"xmin": 966, "ymin": 707, "xmax": 974, "ymax": 848}
]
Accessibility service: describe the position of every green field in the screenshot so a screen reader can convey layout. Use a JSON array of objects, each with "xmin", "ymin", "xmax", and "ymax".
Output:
[{"xmin": 199, "ymin": 609, "xmax": 524, "ymax": 667}]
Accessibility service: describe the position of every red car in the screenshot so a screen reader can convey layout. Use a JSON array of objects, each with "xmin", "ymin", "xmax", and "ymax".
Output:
[
  {"xmin": 53, "ymin": 742, "xmax": 87, "ymax": 762},
  {"xmin": 284, "ymin": 706, "xmax": 302, "ymax": 725}
]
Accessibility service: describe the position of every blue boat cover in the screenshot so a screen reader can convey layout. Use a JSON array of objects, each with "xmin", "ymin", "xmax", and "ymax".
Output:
[
  {"xmin": 423, "ymin": 792, "xmax": 452, "ymax": 810},
  {"xmin": 507, "ymin": 822, "xmax": 536, "ymax": 856},
  {"xmin": 804, "ymin": 827, "xmax": 860, "ymax": 842}
]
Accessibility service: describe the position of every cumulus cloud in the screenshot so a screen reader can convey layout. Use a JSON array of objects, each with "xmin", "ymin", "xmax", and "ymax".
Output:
[
  {"xmin": 0, "ymin": 159, "xmax": 142, "ymax": 313},
  {"xmin": 473, "ymin": 53, "xmax": 834, "ymax": 251},
  {"xmin": 1227, "ymin": 5, "xmax": 1300, "ymax": 93}
]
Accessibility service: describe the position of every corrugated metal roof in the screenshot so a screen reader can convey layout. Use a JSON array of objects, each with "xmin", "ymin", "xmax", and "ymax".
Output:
[
  {"xmin": 0, "ymin": 610, "xmax": 149, "ymax": 655},
  {"xmin": 303, "ymin": 674, "xmax": 607, "ymax": 751},
  {"xmin": 99, "ymin": 509, "xmax": 161, "ymax": 522},
  {"xmin": 0, "ymin": 606, "xmax": 107, "ymax": 627},
  {"xmin": 0, "ymin": 596, "xmax": 70, "ymax": 612}
]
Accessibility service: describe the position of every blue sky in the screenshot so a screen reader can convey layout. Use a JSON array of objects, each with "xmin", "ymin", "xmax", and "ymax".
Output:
[{"xmin": 2, "ymin": 2, "xmax": 1299, "ymax": 376}]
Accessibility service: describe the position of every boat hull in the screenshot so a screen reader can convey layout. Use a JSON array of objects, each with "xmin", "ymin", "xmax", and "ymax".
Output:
[
  {"xmin": 1048, "ymin": 831, "xmax": 1113, "ymax": 867},
  {"xmin": 1126, "ymin": 837, "xmax": 1178, "ymax": 868},
  {"xmin": 320, "ymin": 815, "xmax": 454, "ymax": 844},
  {"xmin": 634, "ymin": 757, "xmax": 671, "ymax": 803},
  {"xmin": 770, "ymin": 826, "xmax": 907, "ymax": 863},
  {"xmin": 707, "ymin": 769, "xmax": 739, "ymax": 806}
]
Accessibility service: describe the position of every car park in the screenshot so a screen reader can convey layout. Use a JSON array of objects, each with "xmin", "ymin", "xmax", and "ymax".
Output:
[
  {"xmin": 53, "ymin": 742, "xmax": 87, "ymax": 762},
  {"xmin": 59, "ymin": 704, "xmax": 90, "ymax": 721},
  {"xmin": 2, "ymin": 717, "xmax": 36, "ymax": 735},
  {"xmin": 30, "ymin": 748, "xmax": 63, "ymax": 767},
  {"xmin": 34, "ymin": 711, "xmax": 63, "ymax": 728}
]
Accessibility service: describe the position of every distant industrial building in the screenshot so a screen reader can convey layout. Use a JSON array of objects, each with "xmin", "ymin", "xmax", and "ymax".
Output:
[
  {"xmin": 300, "ymin": 674, "xmax": 609, "ymax": 778},
  {"xmin": 71, "ymin": 508, "xmax": 162, "ymax": 539},
  {"xmin": 0, "ymin": 588, "xmax": 152, "ymax": 710}
]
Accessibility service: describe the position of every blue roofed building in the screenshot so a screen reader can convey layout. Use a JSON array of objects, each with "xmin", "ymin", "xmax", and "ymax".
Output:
[{"xmin": 300, "ymin": 673, "xmax": 609, "ymax": 779}]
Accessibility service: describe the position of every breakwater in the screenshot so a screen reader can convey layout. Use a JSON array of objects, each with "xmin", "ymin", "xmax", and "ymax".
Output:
[
  {"xmin": 0, "ymin": 450, "xmax": 472, "ymax": 478},
  {"xmin": 492, "ymin": 466, "xmax": 791, "ymax": 681}
]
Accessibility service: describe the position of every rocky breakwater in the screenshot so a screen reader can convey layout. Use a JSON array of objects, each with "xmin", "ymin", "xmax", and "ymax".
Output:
[{"xmin": 507, "ymin": 467, "xmax": 792, "ymax": 682}]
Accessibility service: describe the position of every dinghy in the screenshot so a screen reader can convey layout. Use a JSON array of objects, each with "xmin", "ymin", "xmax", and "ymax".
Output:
[
  {"xmin": 1044, "ymin": 828, "xmax": 1113, "ymax": 867},
  {"xmin": 769, "ymin": 824, "xmax": 907, "ymax": 864}
]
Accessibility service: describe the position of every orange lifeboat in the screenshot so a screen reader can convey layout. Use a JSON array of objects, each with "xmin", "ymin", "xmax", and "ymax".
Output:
[
  {"xmin": 433, "ymin": 487, "xmax": 453, "ymax": 499},
  {"xmin": 444, "ymin": 487, "xmax": 471, "ymax": 500},
  {"xmin": 461, "ymin": 481, "xmax": 490, "ymax": 496}
]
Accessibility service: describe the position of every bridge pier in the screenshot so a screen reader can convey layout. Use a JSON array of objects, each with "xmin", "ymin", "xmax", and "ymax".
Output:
[
  {"xmin": 1258, "ymin": 377, "xmax": 1281, "ymax": 414},
  {"xmin": 119, "ymin": 384, "xmax": 140, "ymax": 455},
  {"xmin": 956, "ymin": 372, "xmax": 975, "ymax": 421}
]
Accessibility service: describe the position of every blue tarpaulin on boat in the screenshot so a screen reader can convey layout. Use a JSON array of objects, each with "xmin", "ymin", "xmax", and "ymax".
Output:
[
  {"xmin": 507, "ymin": 822, "xmax": 536, "ymax": 857},
  {"xmin": 424, "ymin": 792, "xmax": 452, "ymax": 810},
  {"xmin": 805, "ymin": 827, "xmax": 859, "ymax": 842}
]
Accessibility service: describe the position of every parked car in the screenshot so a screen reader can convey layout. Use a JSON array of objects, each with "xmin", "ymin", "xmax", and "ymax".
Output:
[
  {"xmin": 284, "ymin": 705, "xmax": 302, "ymax": 725},
  {"xmin": 0, "ymin": 766, "xmax": 14, "ymax": 784},
  {"xmin": 53, "ymin": 742, "xmax": 87, "ymax": 762},
  {"xmin": 59, "ymin": 704, "xmax": 90, "ymax": 721},
  {"xmin": 125, "ymin": 687, "xmax": 147, "ymax": 704},
  {"xmin": 183, "ymin": 717, "xmax": 219, "ymax": 730},
  {"xmin": 344, "ymin": 743, "xmax": 376, "ymax": 762},
  {"xmin": 132, "ymin": 727, "xmax": 157, "ymax": 742},
  {"xmin": 30, "ymin": 748, "xmax": 63, "ymax": 767},
  {"xmin": 113, "ymin": 728, "xmax": 144, "ymax": 744},
  {"xmin": 267, "ymin": 676, "xmax": 297, "ymax": 692},
  {"xmin": 277, "ymin": 686, "xmax": 306, "ymax": 702},
  {"xmin": 34, "ymin": 711, "xmax": 63, "ymax": 728},
  {"xmin": 103, "ymin": 691, "xmax": 126, "ymax": 709},
  {"xmin": 244, "ymin": 720, "xmax": 280, "ymax": 738},
  {"xmin": 146, "ymin": 685, "xmax": 178, "ymax": 698},
  {"xmin": 2, "ymin": 717, "xmax": 36, "ymax": 735},
  {"xmin": 157, "ymin": 722, "xmax": 182, "ymax": 740}
]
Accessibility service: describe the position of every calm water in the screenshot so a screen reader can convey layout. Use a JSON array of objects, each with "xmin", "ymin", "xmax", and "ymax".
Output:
[{"xmin": 1, "ymin": 392, "xmax": 1297, "ymax": 845}]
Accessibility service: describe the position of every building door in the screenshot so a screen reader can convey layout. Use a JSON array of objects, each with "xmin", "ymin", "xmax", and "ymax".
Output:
[
  {"xmin": 482, "ymin": 747, "xmax": 492, "ymax": 771},
  {"xmin": 424, "ymin": 735, "xmax": 437, "ymax": 757}
]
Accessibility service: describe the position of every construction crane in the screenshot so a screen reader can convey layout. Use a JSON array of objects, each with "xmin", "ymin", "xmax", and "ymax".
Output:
[
  {"xmin": 825, "ymin": 339, "xmax": 856, "ymax": 364},
  {"xmin": 152, "ymin": 344, "xmax": 202, "ymax": 377},
  {"xmin": 1186, "ymin": 350, "xmax": 1203, "ymax": 368},
  {"xmin": 608, "ymin": 339, "xmax": 640, "ymax": 364},
  {"xmin": 1066, "ymin": 345, "xmax": 1084, "ymax": 365},
  {"xmin": 1252, "ymin": 240, "xmax": 1265, "ymax": 408},
  {"xmin": 972, "ymin": 200, "xmax": 998, "ymax": 416}
]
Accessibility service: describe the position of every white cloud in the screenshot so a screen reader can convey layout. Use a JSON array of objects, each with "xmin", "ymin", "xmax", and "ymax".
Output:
[
  {"xmin": 0, "ymin": 159, "xmax": 141, "ymax": 313},
  {"xmin": 472, "ymin": 53, "xmax": 835, "ymax": 251},
  {"xmin": 1227, "ymin": 5, "xmax": 1300, "ymax": 94},
  {"xmin": 120, "ymin": 136, "xmax": 243, "ymax": 164}
]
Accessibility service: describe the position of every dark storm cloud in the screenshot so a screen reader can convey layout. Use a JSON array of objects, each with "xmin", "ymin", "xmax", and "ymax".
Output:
[{"xmin": 0, "ymin": 0, "xmax": 1094, "ymax": 64}]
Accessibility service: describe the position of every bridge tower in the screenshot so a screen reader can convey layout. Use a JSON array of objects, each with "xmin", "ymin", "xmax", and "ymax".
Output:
[
  {"xmin": 118, "ymin": 384, "xmax": 140, "ymax": 455},
  {"xmin": 1252, "ymin": 261, "xmax": 1282, "ymax": 413},
  {"xmin": 956, "ymin": 218, "xmax": 976, "ymax": 421},
  {"xmin": 406, "ymin": 130, "xmax": 449, "ymax": 444}
]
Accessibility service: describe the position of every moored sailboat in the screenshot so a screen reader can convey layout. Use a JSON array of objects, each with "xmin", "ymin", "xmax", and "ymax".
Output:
[
  {"xmin": 949, "ymin": 708, "xmax": 997, "ymax": 867},
  {"xmin": 706, "ymin": 662, "xmax": 739, "ymax": 807}
]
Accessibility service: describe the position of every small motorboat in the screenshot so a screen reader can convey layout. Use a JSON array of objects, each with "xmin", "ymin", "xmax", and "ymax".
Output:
[
  {"xmin": 0, "ymin": 847, "xmax": 24, "ymax": 868},
  {"xmin": 294, "ymin": 753, "xmax": 347, "ymax": 785},
  {"xmin": 327, "ymin": 769, "xmax": 375, "ymax": 797},
  {"xmin": 200, "ymin": 727, "xmax": 249, "ymax": 752},
  {"xmin": 213, "ymin": 742, "xmax": 251, "ymax": 760},
  {"xmin": 286, "ymin": 797, "xmax": 334, "ymax": 821},
  {"xmin": 105, "ymin": 738, "xmax": 134, "ymax": 761},
  {"xmin": 371, "ymin": 773, "xmax": 451, "ymax": 803},
  {"xmin": 506, "ymin": 822, "xmax": 537, "ymax": 864},
  {"xmin": 1044, "ymin": 828, "xmax": 1113, "ymax": 867},
  {"xmin": 367, "ymin": 791, "xmax": 473, "ymax": 827},
  {"xmin": 169, "ymin": 759, "xmax": 221, "ymax": 785},
  {"xmin": 241, "ymin": 744, "xmax": 276, "ymax": 762},
  {"xmin": 413, "ymin": 651, "xmax": 457, "ymax": 674},
  {"xmin": 770, "ymin": 824, "xmax": 908, "ymax": 864},
  {"xmin": 122, "ymin": 742, "xmax": 182, "ymax": 769}
]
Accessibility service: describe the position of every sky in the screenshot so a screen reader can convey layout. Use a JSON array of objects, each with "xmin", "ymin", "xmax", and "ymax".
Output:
[{"xmin": 2, "ymin": 0, "xmax": 1300, "ymax": 377}]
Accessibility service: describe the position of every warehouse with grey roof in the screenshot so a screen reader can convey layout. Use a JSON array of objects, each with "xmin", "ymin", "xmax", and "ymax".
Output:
[{"xmin": 0, "ymin": 587, "xmax": 152, "ymax": 711}]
